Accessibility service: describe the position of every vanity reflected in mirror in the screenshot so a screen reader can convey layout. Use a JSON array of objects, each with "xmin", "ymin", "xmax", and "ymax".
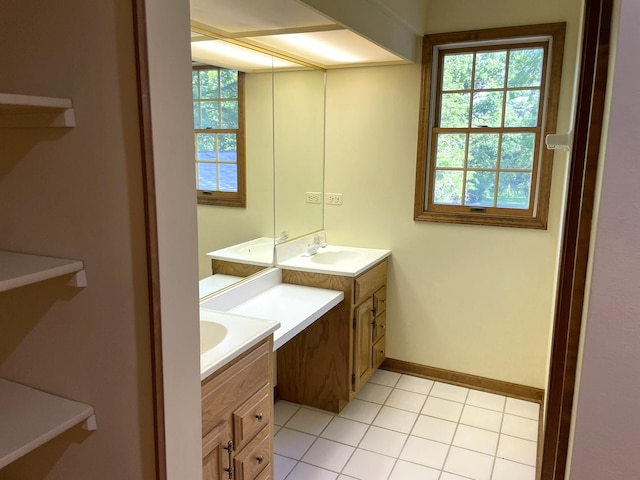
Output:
[{"xmin": 192, "ymin": 29, "xmax": 325, "ymax": 295}]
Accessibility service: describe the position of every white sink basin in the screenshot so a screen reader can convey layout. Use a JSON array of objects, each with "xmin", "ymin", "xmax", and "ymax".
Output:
[
  {"xmin": 310, "ymin": 250, "xmax": 363, "ymax": 265},
  {"xmin": 200, "ymin": 321, "xmax": 228, "ymax": 353},
  {"xmin": 199, "ymin": 310, "xmax": 279, "ymax": 379},
  {"xmin": 277, "ymin": 244, "xmax": 391, "ymax": 277}
]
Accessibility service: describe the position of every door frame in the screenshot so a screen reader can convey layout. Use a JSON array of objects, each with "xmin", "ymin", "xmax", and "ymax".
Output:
[{"xmin": 130, "ymin": 0, "xmax": 615, "ymax": 478}]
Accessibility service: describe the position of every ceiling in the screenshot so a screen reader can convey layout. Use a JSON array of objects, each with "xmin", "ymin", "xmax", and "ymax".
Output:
[{"xmin": 189, "ymin": 0, "xmax": 413, "ymax": 70}]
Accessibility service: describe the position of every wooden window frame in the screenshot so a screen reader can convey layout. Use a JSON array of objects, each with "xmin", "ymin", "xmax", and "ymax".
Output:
[
  {"xmin": 194, "ymin": 66, "xmax": 246, "ymax": 207},
  {"xmin": 414, "ymin": 23, "xmax": 566, "ymax": 229}
]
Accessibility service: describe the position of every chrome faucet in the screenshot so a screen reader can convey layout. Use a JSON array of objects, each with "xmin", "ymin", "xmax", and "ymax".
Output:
[
  {"xmin": 275, "ymin": 231, "xmax": 289, "ymax": 244},
  {"xmin": 304, "ymin": 234, "xmax": 327, "ymax": 256}
]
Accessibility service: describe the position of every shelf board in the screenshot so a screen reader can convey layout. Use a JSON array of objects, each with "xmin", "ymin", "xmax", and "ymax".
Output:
[
  {"xmin": 0, "ymin": 93, "xmax": 75, "ymax": 127},
  {"xmin": 0, "ymin": 251, "xmax": 86, "ymax": 292},
  {"xmin": 0, "ymin": 378, "xmax": 96, "ymax": 468}
]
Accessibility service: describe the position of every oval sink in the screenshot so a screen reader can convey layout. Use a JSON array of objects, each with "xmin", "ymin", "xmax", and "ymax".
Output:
[
  {"xmin": 200, "ymin": 321, "xmax": 228, "ymax": 353},
  {"xmin": 310, "ymin": 250, "xmax": 363, "ymax": 265}
]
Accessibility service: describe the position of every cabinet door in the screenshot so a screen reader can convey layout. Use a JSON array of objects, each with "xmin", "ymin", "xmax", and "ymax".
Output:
[
  {"xmin": 203, "ymin": 421, "xmax": 232, "ymax": 480},
  {"xmin": 354, "ymin": 298, "xmax": 374, "ymax": 391}
]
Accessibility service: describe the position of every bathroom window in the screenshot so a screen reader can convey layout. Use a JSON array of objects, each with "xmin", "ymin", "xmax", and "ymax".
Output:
[
  {"xmin": 414, "ymin": 24, "xmax": 565, "ymax": 228},
  {"xmin": 193, "ymin": 66, "xmax": 246, "ymax": 207}
]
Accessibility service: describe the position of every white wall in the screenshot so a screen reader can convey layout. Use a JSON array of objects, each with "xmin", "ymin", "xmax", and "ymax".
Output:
[
  {"xmin": 323, "ymin": 0, "xmax": 583, "ymax": 388},
  {"xmin": 569, "ymin": 1, "xmax": 640, "ymax": 477},
  {"xmin": 144, "ymin": 0, "xmax": 203, "ymax": 478},
  {"xmin": 0, "ymin": 0, "xmax": 155, "ymax": 477}
]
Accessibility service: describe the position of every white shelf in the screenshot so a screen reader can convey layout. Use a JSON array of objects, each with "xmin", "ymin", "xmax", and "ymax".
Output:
[
  {"xmin": 0, "ymin": 251, "xmax": 87, "ymax": 292},
  {"xmin": 0, "ymin": 93, "xmax": 75, "ymax": 127},
  {"xmin": 0, "ymin": 378, "xmax": 96, "ymax": 468}
]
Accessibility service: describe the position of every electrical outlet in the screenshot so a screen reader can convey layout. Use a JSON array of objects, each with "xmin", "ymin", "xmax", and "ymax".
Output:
[
  {"xmin": 305, "ymin": 192, "xmax": 322, "ymax": 204},
  {"xmin": 326, "ymin": 193, "xmax": 343, "ymax": 205}
]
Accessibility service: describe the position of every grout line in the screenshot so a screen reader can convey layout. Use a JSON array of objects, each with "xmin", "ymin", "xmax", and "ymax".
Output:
[{"xmin": 275, "ymin": 373, "xmax": 540, "ymax": 480}]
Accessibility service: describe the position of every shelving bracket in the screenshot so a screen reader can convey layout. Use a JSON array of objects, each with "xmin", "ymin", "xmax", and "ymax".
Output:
[
  {"xmin": 81, "ymin": 414, "xmax": 97, "ymax": 432},
  {"xmin": 67, "ymin": 269, "xmax": 87, "ymax": 288}
]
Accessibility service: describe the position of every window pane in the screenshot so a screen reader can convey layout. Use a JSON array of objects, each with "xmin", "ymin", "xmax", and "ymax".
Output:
[
  {"xmin": 472, "ymin": 91, "xmax": 503, "ymax": 127},
  {"xmin": 474, "ymin": 51, "xmax": 506, "ymax": 89},
  {"xmin": 435, "ymin": 133, "xmax": 466, "ymax": 167},
  {"xmin": 192, "ymin": 71, "xmax": 199, "ymax": 99},
  {"xmin": 501, "ymin": 133, "xmax": 535, "ymax": 169},
  {"xmin": 442, "ymin": 53, "xmax": 473, "ymax": 91},
  {"xmin": 504, "ymin": 90, "xmax": 540, "ymax": 127},
  {"xmin": 465, "ymin": 171, "xmax": 496, "ymax": 207},
  {"xmin": 199, "ymin": 70, "xmax": 219, "ymax": 99},
  {"xmin": 498, "ymin": 172, "xmax": 531, "ymax": 209},
  {"xmin": 200, "ymin": 101, "xmax": 220, "ymax": 129},
  {"xmin": 221, "ymin": 100, "xmax": 239, "ymax": 128},
  {"xmin": 434, "ymin": 170, "xmax": 463, "ymax": 205},
  {"xmin": 468, "ymin": 133, "xmax": 499, "ymax": 168},
  {"xmin": 193, "ymin": 102, "xmax": 200, "ymax": 129},
  {"xmin": 218, "ymin": 164, "xmax": 238, "ymax": 192},
  {"xmin": 197, "ymin": 163, "xmax": 217, "ymax": 190},
  {"xmin": 508, "ymin": 48, "xmax": 544, "ymax": 88},
  {"xmin": 196, "ymin": 133, "xmax": 217, "ymax": 160},
  {"xmin": 218, "ymin": 134, "xmax": 237, "ymax": 162},
  {"xmin": 220, "ymin": 70, "xmax": 238, "ymax": 98},
  {"xmin": 440, "ymin": 93, "xmax": 470, "ymax": 128}
]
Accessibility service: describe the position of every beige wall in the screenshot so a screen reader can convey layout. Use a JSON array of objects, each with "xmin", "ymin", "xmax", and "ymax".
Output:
[
  {"xmin": 323, "ymin": 0, "xmax": 583, "ymax": 388},
  {"xmin": 0, "ymin": 0, "xmax": 156, "ymax": 478}
]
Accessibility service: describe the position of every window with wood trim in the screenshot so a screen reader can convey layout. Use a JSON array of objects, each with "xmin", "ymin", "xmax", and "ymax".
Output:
[
  {"xmin": 193, "ymin": 66, "xmax": 246, "ymax": 207},
  {"xmin": 414, "ymin": 24, "xmax": 565, "ymax": 228}
]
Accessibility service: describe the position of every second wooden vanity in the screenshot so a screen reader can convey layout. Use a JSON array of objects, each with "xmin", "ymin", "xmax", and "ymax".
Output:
[{"xmin": 276, "ymin": 258, "xmax": 388, "ymax": 413}]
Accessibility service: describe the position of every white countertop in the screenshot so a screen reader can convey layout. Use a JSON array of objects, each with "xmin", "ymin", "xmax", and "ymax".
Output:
[
  {"xmin": 206, "ymin": 237, "xmax": 274, "ymax": 267},
  {"xmin": 199, "ymin": 268, "xmax": 343, "ymax": 379},
  {"xmin": 276, "ymin": 244, "xmax": 391, "ymax": 277},
  {"xmin": 224, "ymin": 283, "xmax": 343, "ymax": 349},
  {"xmin": 199, "ymin": 274, "xmax": 243, "ymax": 298}
]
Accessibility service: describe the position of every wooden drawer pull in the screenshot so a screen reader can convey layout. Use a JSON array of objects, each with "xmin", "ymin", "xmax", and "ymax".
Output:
[
  {"xmin": 255, "ymin": 413, "xmax": 263, "ymax": 421},
  {"xmin": 257, "ymin": 455, "xmax": 264, "ymax": 465}
]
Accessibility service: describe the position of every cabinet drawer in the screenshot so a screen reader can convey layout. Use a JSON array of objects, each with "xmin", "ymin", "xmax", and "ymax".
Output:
[
  {"xmin": 202, "ymin": 339, "xmax": 271, "ymax": 437},
  {"xmin": 233, "ymin": 385, "xmax": 272, "ymax": 448},
  {"xmin": 374, "ymin": 311, "xmax": 386, "ymax": 343},
  {"xmin": 373, "ymin": 336, "xmax": 385, "ymax": 370},
  {"xmin": 373, "ymin": 286, "xmax": 387, "ymax": 315},
  {"xmin": 254, "ymin": 467, "xmax": 271, "ymax": 480},
  {"xmin": 354, "ymin": 260, "xmax": 387, "ymax": 305},
  {"xmin": 234, "ymin": 427, "xmax": 271, "ymax": 480}
]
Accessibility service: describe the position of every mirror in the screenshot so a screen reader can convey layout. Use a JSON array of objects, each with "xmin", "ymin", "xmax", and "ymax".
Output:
[
  {"xmin": 192, "ymin": 31, "xmax": 326, "ymax": 295},
  {"xmin": 274, "ymin": 68, "xmax": 325, "ymax": 241}
]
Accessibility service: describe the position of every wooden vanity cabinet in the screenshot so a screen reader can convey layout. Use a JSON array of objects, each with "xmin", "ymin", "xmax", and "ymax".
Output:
[
  {"xmin": 211, "ymin": 259, "xmax": 265, "ymax": 277},
  {"xmin": 277, "ymin": 259, "xmax": 387, "ymax": 413},
  {"xmin": 202, "ymin": 337, "xmax": 274, "ymax": 480}
]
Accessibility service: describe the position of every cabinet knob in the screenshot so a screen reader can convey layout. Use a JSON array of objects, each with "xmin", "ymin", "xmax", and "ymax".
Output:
[
  {"xmin": 255, "ymin": 413, "xmax": 263, "ymax": 421},
  {"xmin": 257, "ymin": 455, "xmax": 264, "ymax": 465}
]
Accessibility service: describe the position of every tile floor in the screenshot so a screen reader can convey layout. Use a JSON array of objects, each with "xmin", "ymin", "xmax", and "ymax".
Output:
[{"xmin": 274, "ymin": 369, "xmax": 540, "ymax": 480}]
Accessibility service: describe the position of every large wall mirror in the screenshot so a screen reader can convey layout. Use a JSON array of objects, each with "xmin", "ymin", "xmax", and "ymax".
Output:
[{"xmin": 192, "ymin": 30, "xmax": 325, "ymax": 293}]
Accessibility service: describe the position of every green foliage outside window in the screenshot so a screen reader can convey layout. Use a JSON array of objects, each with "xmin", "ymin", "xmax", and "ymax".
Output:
[{"xmin": 433, "ymin": 47, "xmax": 544, "ymax": 210}]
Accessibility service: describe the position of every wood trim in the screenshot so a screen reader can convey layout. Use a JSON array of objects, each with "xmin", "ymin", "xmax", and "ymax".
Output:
[
  {"xmin": 196, "ymin": 71, "xmax": 247, "ymax": 208},
  {"xmin": 541, "ymin": 0, "xmax": 613, "ymax": 479},
  {"xmin": 381, "ymin": 358, "xmax": 544, "ymax": 403},
  {"xmin": 414, "ymin": 23, "xmax": 566, "ymax": 229},
  {"xmin": 131, "ymin": 0, "xmax": 166, "ymax": 478},
  {"xmin": 211, "ymin": 259, "xmax": 266, "ymax": 277}
]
